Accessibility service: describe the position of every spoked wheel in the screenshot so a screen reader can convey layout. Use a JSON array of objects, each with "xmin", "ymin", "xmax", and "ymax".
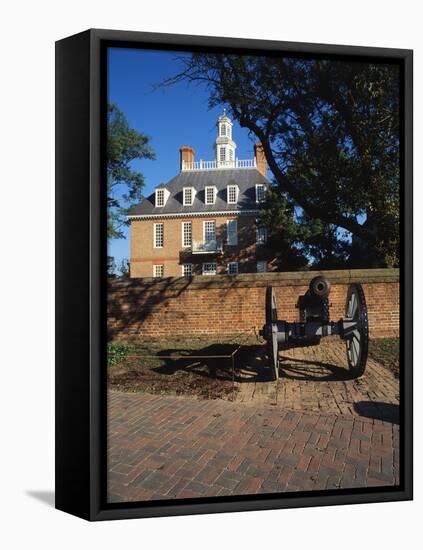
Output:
[
  {"xmin": 344, "ymin": 283, "xmax": 369, "ymax": 377},
  {"xmin": 265, "ymin": 287, "xmax": 279, "ymax": 381}
]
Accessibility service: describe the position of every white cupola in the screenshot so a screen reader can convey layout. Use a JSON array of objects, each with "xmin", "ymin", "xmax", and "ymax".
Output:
[{"xmin": 214, "ymin": 109, "xmax": 237, "ymax": 167}]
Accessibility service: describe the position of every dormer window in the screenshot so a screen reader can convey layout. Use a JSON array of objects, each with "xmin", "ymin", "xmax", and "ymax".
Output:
[
  {"xmin": 156, "ymin": 189, "xmax": 165, "ymax": 207},
  {"xmin": 255, "ymin": 184, "xmax": 266, "ymax": 203},
  {"xmin": 205, "ymin": 186, "xmax": 217, "ymax": 205},
  {"xmin": 183, "ymin": 187, "xmax": 195, "ymax": 206},
  {"xmin": 155, "ymin": 187, "xmax": 169, "ymax": 208},
  {"xmin": 227, "ymin": 185, "xmax": 238, "ymax": 204}
]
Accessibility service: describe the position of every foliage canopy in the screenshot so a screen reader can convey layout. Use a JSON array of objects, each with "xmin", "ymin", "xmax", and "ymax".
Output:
[
  {"xmin": 164, "ymin": 55, "xmax": 400, "ymax": 268},
  {"xmin": 107, "ymin": 103, "xmax": 155, "ymax": 240}
]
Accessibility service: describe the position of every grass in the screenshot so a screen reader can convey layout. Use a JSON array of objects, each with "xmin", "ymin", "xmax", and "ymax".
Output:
[
  {"xmin": 368, "ymin": 337, "xmax": 400, "ymax": 377},
  {"xmin": 107, "ymin": 342, "xmax": 138, "ymax": 367}
]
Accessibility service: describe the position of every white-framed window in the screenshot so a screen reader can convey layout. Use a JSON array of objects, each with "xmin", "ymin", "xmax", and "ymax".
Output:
[
  {"xmin": 228, "ymin": 262, "xmax": 238, "ymax": 275},
  {"xmin": 182, "ymin": 263, "xmax": 193, "ymax": 277},
  {"xmin": 219, "ymin": 147, "xmax": 226, "ymax": 162},
  {"xmin": 227, "ymin": 219, "xmax": 238, "ymax": 246},
  {"xmin": 221, "ymin": 124, "xmax": 227, "ymax": 136},
  {"xmin": 182, "ymin": 221, "xmax": 192, "ymax": 247},
  {"xmin": 204, "ymin": 220, "xmax": 216, "ymax": 242},
  {"xmin": 205, "ymin": 186, "xmax": 216, "ymax": 205},
  {"xmin": 153, "ymin": 264, "xmax": 164, "ymax": 278},
  {"xmin": 229, "ymin": 149, "xmax": 234, "ymax": 161},
  {"xmin": 256, "ymin": 226, "xmax": 267, "ymax": 245},
  {"xmin": 155, "ymin": 188, "xmax": 165, "ymax": 207},
  {"xmin": 257, "ymin": 261, "xmax": 267, "ymax": 273},
  {"xmin": 155, "ymin": 187, "xmax": 169, "ymax": 207},
  {"xmin": 202, "ymin": 262, "xmax": 217, "ymax": 276},
  {"xmin": 154, "ymin": 223, "xmax": 164, "ymax": 248},
  {"xmin": 255, "ymin": 184, "xmax": 266, "ymax": 203},
  {"xmin": 227, "ymin": 185, "xmax": 238, "ymax": 204},
  {"xmin": 183, "ymin": 187, "xmax": 194, "ymax": 206}
]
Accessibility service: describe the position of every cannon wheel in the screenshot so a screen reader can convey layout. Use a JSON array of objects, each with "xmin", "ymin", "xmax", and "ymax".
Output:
[
  {"xmin": 265, "ymin": 287, "xmax": 279, "ymax": 381},
  {"xmin": 345, "ymin": 283, "xmax": 369, "ymax": 377}
]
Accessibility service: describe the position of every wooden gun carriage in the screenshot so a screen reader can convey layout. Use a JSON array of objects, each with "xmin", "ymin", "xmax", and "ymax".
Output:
[{"xmin": 260, "ymin": 276, "xmax": 369, "ymax": 381}]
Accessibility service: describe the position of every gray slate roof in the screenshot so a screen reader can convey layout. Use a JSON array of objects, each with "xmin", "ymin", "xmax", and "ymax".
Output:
[{"xmin": 128, "ymin": 168, "xmax": 269, "ymax": 216}]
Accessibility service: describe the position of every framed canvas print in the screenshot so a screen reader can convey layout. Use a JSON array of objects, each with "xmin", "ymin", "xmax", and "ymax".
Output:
[{"xmin": 55, "ymin": 29, "xmax": 413, "ymax": 521}]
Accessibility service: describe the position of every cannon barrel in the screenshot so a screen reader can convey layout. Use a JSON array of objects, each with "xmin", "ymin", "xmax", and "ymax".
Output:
[{"xmin": 308, "ymin": 275, "xmax": 331, "ymax": 300}]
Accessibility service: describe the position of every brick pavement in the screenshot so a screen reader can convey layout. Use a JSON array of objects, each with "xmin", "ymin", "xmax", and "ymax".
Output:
[
  {"xmin": 108, "ymin": 340, "xmax": 399, "ymax": 502},
  {"xmin": 234, "ymin": 339, "xmax": 399, "ymax": 416}
]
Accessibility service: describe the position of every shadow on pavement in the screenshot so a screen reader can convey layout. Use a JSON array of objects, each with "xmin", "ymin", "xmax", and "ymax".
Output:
[
  {"xmin": 354, "ymin": 401, "xmax": 399, "ymax": 424},
  {"xmin": 279, "ymin": 355, "xmax": 355, "ymax": 382}
]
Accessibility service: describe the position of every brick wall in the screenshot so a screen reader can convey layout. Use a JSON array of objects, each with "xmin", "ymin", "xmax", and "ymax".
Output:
[{"xmin": 108, "ymin": 268, "xmax": 400, "ymax": 341}]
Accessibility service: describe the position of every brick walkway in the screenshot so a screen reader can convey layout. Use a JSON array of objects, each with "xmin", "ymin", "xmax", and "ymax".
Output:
[
  {"xmin": 234, "ymin": 339, "xmax": 399, "ymax": 415},
  {"xmin": 108, "ymin": 340, "xmax": 399, "ymax": 502}
]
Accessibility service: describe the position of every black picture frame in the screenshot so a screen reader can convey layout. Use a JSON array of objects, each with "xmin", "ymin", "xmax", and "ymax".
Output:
[{"xmin": 55, "ymin": 28, "xmax": 413, "ymax": 521}]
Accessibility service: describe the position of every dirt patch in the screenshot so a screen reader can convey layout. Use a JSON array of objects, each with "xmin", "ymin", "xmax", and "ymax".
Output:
[
  {"xmin": 108, "ymin": 336, "xmax": 400, "ymax": 412},
  {"xmin": 107, "ymin": 336, "xmax": 261, "ymax": 400}
]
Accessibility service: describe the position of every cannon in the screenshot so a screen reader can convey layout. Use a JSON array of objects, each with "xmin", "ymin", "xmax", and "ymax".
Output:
[{"xmin": 260, "ymin": 276, "xmax": 369, "ymax": 381}]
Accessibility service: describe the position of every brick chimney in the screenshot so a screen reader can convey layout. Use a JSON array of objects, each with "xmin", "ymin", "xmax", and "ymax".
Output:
[
  {"xmin": 179, "ymin": 146, "xmax": 195, "ymax": 170},
  {"xmin": 254, "ymin": 142, "xmax": 267, "ymax": 177}
]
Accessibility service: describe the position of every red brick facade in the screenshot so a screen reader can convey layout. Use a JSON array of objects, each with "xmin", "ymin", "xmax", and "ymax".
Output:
[
  {"xmin": 108, "ymin": 268, "xmax": 399, "ymax": 341},
  {"xmin": 254, "ymin": 142, "xmax": 267, "ymax": 178},
  {"xmin": 129, "ymin": 214, "xmax": 273, "ymax": 278},
  {"xmin": 128, "ymin": 122, "xmax": 270, "ymax": 278}
]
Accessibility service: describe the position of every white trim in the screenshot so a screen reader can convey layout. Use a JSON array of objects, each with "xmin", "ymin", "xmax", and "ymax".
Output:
[
  {"xmin": 153, "ymin": 222, "xmax": 164, "ymax": 248},
  {"xmin": 182, "ymin": 263, "xmax": 193, "ymax": 277},
  {"xmin": 227, "ymin": 184, "xmax": 238, "ymax": 204},
  {"xmin": 226, "ymin": 219, "xmax": 238, "ymax": 246},
  {"xmin": 219, "ymin": 147, "xmax": 226, "ymax": 162},
  {"xmin": 202, "ymin": 262, "xmax": 217, "ymax": 276},
  {"xmin": 183, "ymin": 187, "xmax": 195, "ymax": 206},
  {"xmin": 203, "ymin": 220, "xmax": 216, "ymax": 242},
  {"xmin": 227, "ymin": 262, "xmax": 238, "ymax": 275},
  {"xmin": 153, "ymin": 264, "xmax": 164, "ymax": 277},
  {"xmin": 155, "ymin": 188, "xmax": 170, "ymax": 207},
  {"xmin": 255, "ymin": 184, "xmax": 266, "ymax": 203},
  {"xmin": 181, "ymin": 158, "xmax": 255, "ymax": 171},
  {"xmin": 181, "ymin": 221, "xmax": 192, "ymax": 248},
  {"xmin": 127, "ymin": 209, "xmax": 260, "ymax": 220},
  {"xmin": 205, "ymin": 186, "xmax": 217, "ymax": 205}
]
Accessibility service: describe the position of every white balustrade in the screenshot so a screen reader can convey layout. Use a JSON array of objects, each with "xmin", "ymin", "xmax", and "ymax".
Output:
[
  {"xmin": 182, "ymin": 158, "xmax": 256, "ymax": 171},
  {"xmin": 191, "ymin": 240, "xmax": 223, "ymax": 254}
]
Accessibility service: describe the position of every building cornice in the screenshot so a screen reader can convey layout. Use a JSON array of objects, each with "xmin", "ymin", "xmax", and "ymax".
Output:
[{"xmin": 127, "ymin": 209, "xmax": 260, "ymax": 221}]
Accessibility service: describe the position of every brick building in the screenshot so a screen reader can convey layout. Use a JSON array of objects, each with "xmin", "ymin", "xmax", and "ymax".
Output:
[{"xmin": 128, "ymin": 111, "xmax": 274, "ymax": 278}]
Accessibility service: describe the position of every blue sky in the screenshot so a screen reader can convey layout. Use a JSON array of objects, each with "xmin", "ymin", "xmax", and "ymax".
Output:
[{"xmin": 107, "ymin": 47, "xmax": 258, "ymax": 266}]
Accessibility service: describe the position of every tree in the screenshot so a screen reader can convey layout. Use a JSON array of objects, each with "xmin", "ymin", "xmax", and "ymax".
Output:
[
  {"xmin": 162, "ymin": 55, "xmax": 400, "ymax": 267},
  {"xmin": 107, "ymin": 255, "xmax": 117, "ymax": 277},
  {"xmin": 117, "ymin": 259, "xmax": 130, "ymax": 278},
  {"xmin": 258, "ymin": 188, "xmax": 309, "ymax": 270},
  {"xmin": 107, "ymin": 103, "xmax": 155, "ymax": 239}
]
